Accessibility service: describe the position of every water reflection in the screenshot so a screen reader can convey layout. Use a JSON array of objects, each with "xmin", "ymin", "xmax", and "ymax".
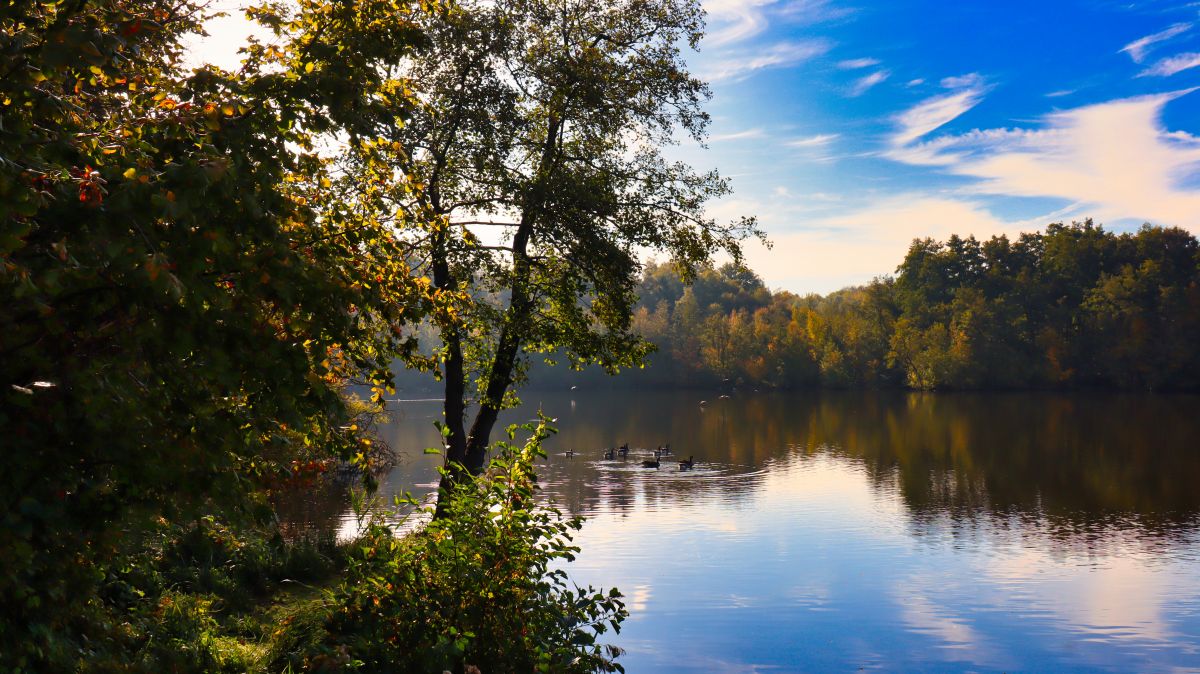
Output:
[
  {"xmin": 289, "ymin": 390, "xmax": 1200, "ymax": 672},
  {"xmin": 359, "ymin": 391, "xmax": 1200, "ymax": 535}
]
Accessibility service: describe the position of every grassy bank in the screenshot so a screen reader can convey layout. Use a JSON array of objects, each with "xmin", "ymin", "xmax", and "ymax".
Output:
[{"xmin": 74, "ymin": 425, "xmax": 626, "ymax": 674}]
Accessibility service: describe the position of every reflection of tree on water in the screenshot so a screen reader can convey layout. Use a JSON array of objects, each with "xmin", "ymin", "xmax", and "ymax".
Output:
[
  {"xmin": 273, "ymin": 477, "xmax": 351, "ymax": 538},
  {"xmin": 295, "ymin": 390, "xmax": 1200, "ymax": 552},
  {"xmin": 533, "ymin": 389, "xmax": 1200, "ymax": 551},
  {"xmin": 785, "ymin": 391, "xmax": 1200, "ymax": 549},
  {"xmin": 274, "ymin": 407, "xmax": 402, "ymax": 538}
]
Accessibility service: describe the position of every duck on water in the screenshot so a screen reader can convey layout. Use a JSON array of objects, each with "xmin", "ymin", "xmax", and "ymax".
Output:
[{"xmin": 601, "ymin": 443, "xmax": 630, "ymax": 460}]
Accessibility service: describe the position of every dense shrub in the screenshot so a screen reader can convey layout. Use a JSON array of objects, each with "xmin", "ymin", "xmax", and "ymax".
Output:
[
  {"xmin": 275, "ymin": 423, "xmax": 628, "ymax": 673},
  {"xmin": 71, "ymin": 521, "xmax": 346, "ymax": 674}
]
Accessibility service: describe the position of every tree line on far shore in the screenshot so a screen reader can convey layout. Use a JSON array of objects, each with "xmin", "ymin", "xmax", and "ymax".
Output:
[{"xmin": 526, "ymin": 220, "xmax": 1200, "ymax": 392}]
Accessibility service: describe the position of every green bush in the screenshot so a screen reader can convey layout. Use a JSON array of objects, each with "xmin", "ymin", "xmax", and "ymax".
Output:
[
  {"xmin": 156, "ymin": 518, "xmax": 341, "ymax": 606},
  {"xmin": 70, "ymin": 522, "xmax": 346, "ymax": 674},
  {"xmin": 276, "ymin": 422, "xmax": 627, "ymax": 673}
]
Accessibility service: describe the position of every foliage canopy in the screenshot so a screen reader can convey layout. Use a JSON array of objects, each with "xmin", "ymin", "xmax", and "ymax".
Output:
[
  {"xmin": 376, "ymin": 0, "xmax": 760, "ymax": 489},
  {"xmin": 592, "ymin": 222, "xmax": 1200, "ymax": 392},
  {"xmin": 0, "ymin": 0, "xmax": 435, "ymax": 665}
]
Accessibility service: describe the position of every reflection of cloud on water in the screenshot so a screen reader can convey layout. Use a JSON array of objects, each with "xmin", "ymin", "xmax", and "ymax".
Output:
[
  {"xmin": 343, "ymin": 391, "xmax": 1200, "ymax": 672},
  {"xmin": 894, "ymin": 580, "xmax": 1016, "ymax": 671},
  {"xmin": 782, "ymin": 579, "xmax": 832, "ymax": 609},
  {"xmin": 758, "ymin": 454, "xmax": 911, "ymax": 540},
  {"xmin": 900, "ymin": 593, "xmax": 978, "ymax": 648},
  {"xmin": 703, "ymin": 519, "xmax": 743, "ymax": 535},
  {"xmin": 985, "ymin": 544, "xmax": 1200, "ymax": 649},
  {"xmin": 619, "ymin": 643, "xmax": 786, "ymax": 674},
  {"xmin": 626, "ymin": 583, "xmax": 653, "ymax": 613},
  {"xmin": 658, "ymin": 657, "xmax": 784, "ymax": 674}
]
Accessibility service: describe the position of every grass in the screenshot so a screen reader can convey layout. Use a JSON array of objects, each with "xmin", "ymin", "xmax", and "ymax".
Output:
[{"xmin": 87, "ymin": 520, "xmax": 347, "ymax": 674}]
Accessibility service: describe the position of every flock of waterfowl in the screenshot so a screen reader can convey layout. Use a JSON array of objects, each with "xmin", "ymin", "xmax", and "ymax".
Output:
[{"xmin": 569, "ymin": 442, "xmax": 696, "ymax": 471}]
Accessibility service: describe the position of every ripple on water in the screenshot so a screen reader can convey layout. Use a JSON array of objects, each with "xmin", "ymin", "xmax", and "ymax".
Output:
[{"xmin": 295, "ymin": 390, "xmax": 1200, "ymax": 674}]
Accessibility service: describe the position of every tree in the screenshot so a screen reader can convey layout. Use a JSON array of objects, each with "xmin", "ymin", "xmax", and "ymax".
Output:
[
  {"xmin": 383, "ymin": 0, "xmax": 759, "ymax": 500},
  {"xmin": 610, "ymin": 222, "xmax": 1200, "ymax": 392},
  {"xmin": 0, "ymin": 0, "xmax": 432, "ymax": 665}
]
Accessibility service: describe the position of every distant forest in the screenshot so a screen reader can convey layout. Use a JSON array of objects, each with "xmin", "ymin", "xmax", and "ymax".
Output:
[{"xmin": 525, "ymin": 220, "xmax": 1200, "ymax": 392}]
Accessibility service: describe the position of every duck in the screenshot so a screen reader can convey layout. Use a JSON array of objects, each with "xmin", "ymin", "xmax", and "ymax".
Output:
[
  {"xmin": 565, "ymin": 449, "xmax": 576, "ymax": 458},
  {"xmin": 617, "ymin": 443, "xmax": 629, "ymax": 458},
  {"xmin": 603, "ymin": 447, "xmax": 615, "ymax": 460},
  {"xmin": 641, "ymin": 457, "xmax": 660, "ymax": 469},
  {"xmin": 678, "ymin": 455, "xmax": 695, "ymax": 470}
]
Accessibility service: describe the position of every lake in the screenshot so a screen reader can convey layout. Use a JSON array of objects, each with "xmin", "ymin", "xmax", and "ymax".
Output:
[{"xmin": 286, "ymin": 390, "xmax": 1200, "ymax": 673}]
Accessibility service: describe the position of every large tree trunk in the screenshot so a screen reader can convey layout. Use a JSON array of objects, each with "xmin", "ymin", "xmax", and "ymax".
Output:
[
  {"xmin": 432, "ymin": 112, "xmax": 556, "ymax": 516},
  {"xmin": 431, "ymin": 225, "xmax": 470, "ymax": 518}
]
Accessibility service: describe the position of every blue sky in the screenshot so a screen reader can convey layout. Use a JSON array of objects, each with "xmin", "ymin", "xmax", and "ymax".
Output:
[
  {"xmin": 682, "ymin": 0, "xmax": 1200, "ymax": 292},
  {"xmin": 187, "ymin": 0, "xmax": 1200, "ymax": 294}
]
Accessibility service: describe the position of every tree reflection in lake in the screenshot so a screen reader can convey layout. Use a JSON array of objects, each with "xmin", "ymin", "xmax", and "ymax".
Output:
[
  {"xmin": 290, "ymin": 390, "xmax": 1200, "ymax": 673},
  {"xmin": 327, "ymin": 390, "xmax": 1200, "ymax": 547}
]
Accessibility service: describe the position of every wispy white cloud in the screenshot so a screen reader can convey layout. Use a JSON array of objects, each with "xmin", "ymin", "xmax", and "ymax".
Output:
[
  {"xmin": 939, "ymin": 72, "xmax": 987, "ymax": 89},
  {"xmin": 890, "ymin": 83, "xmax": 988, "ymax": 147},
  {"xmin": 1120, "ymin": 22, "xmax": 1191, "ymax": 63},
  {"xmin": 848, "ymin": 70, "xmax": 889, "ymax": 96},
  {"xmin": 886, "ymin": 90, "xmax": 1200, "ymax": 227},
  {"xmin": 1139, "ymin": 52, "xmax": 1200, "ymax": 77},
  {"xmin": 774, "ymin": 0, "xmax": 855, "ymax": 24},
  {"xmin": 702, "ymin": 39, "xmax": 833, "ymax": 82},
  {"xmin": 888, "ymin": 127, "xmax": 1056, "ymax": 167},
  {"xmin": 815, "ymin": 195, "xmax": 1025, "ymax": 241},
  {"xmin": 786, "ymin": 133, "xmax": 840, "ymax": 148},
  {"xmin": 702, "ymin": 0, "xmax": 775, "ymax": 47},
  {"xmin": 838, "ymin": 57, "xmax": 880, "ymax": 69},
  {"xmin": 1046, "ymin": 89, "xmax": 1076, "ymax": 98},
  {"xmin": 906, "ymin": 78, "xmax": 925, "ymax": 87},
  {"xmin": 702, "ymin": 0, "xmax": 851, "ymax": 47},
  {"xmin": 709, "ymin": 128, "xmax": 767, "ymax": 142},
  {"xmin": 746, "ymin": 89, "xmax": 1200, "ymax": 294},
  {"xmin": 698, "ymin": 0, "xmax": 848, "ymax": 84}
]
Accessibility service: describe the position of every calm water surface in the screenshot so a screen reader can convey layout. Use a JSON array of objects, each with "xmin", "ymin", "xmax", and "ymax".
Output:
[{"xmin": 288, "ymin": 391, "xmax": 1200, "ymax": 673}]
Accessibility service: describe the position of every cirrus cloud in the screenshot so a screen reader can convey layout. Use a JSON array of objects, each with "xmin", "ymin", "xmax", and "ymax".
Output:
[
  {"xmin": 701, "ymin": 39, "xmax": 833, "ymax": 82},
  {"xmin": 890, "ymin": 85, "xmax": 988, "ymax": 147},
  {"xmin": 886, "ymin": 90, "xmax": 1200, "ymax": 228},
  {"xmin": 1139, "ymin": 52, "xmax": 1200, "ymax": 77},
  {"xmin": 838, "ymin": 57, "xmax": 881, "ymax": 69},
  {"xmin": 848, "ymin": 70, "xmax": 890, "ymax": 96},
  {"xmin": 1120, "ymin": 23, "xmax": 1192, "ymax": 63}
]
